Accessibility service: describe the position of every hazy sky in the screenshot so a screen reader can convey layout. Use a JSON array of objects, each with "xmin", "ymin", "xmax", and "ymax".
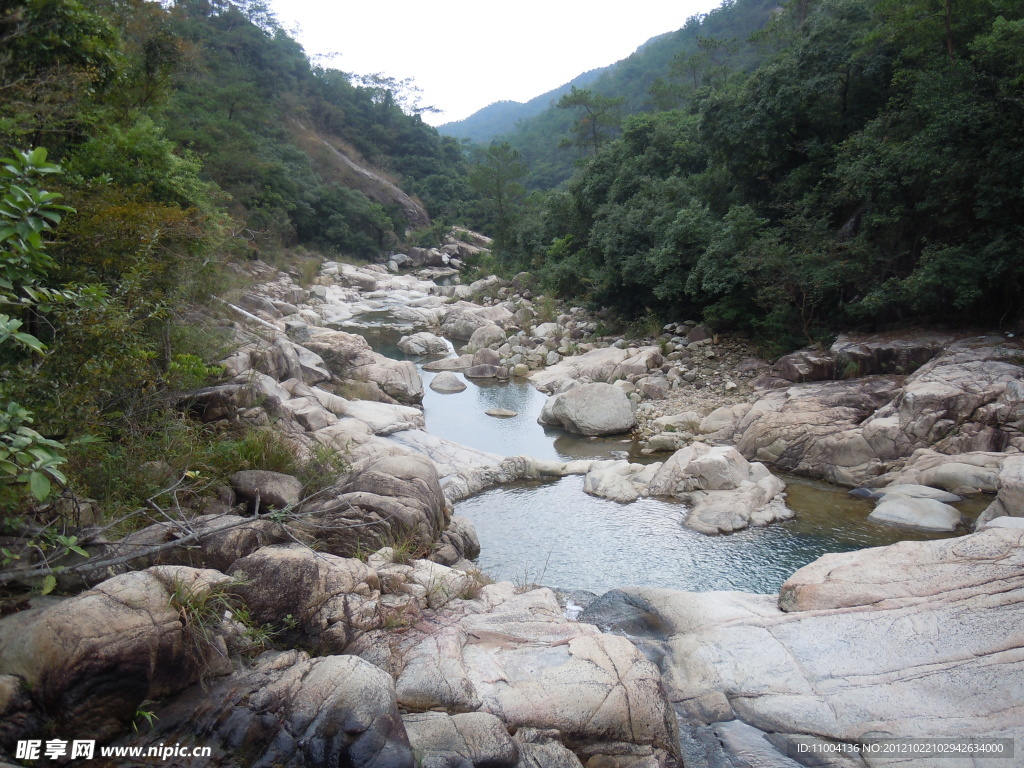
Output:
[{"xmin": 269, "ymin": 0, "xmax": 722, "ymax": 126}]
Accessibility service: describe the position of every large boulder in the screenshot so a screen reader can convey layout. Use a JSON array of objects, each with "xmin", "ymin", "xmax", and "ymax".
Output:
[
  {"xmin": 123, "ymin": 651, "xmax": 415, "ymax": 767},
  {"xmin": 529, "ymin": 346, "xmax": 664, "ymax": 395},
  {"xmin": 430, "ymin": 371, "xmax": 467, "ymax": 393},
  {"xmin": 733, "ymin": 377, "xmax": 901, "ymax": 485},
  {"xmin": 771, "ymin": 348, "xmax": 836, "ymax": 383},
  {"xmin": 647, "ymin": 443, "xmax": 792, "ymax": 534},
  {"xmin": 390, "ymin": 585, "xmax": 679, "ymax": 765},
  {"xmin": 466, "ymin": 323, "xmax": 507, "ymax": 353},
  {"xmin": 830, "ymin": 332, "xmax": 952, "ymax": 377},
  {"xmin": 228, "ymin": 544, "xmax": 383, "ymax": 653},
  {"xmin": 599, "ymin": 529, "xmax": 1024, "ymax": 766},
  {"xmin": 229, "ymin": 470, "xmax": 303, "ymax": 512},
  {"xmin": 731, "ymin": 337, "xmax": 1024, "ymax": 487},
  {"xmin": 0, "ymin": 567, "xmax": 234, "ymax": 743},
  {"xmin": 441, "ymin": 303, "xmax": 515, "ymax": 341},
  {"xmin": 398, "ymin": 332, "xmax": 450, "ymax": 356},
  {"xmin": 538, "ymin": 383, "xmax": 636, "ymax": 436},
  {"xmin": 111, "ymin": 513, "xmax": 288, "ymax": 574},
  {"xmin": 294, "ymin": 454, "xmax": 447, "ymax": 558},
  {"xmin": 867, "ymin": 494, "xmax": 963, "ymax": 531},
  {"xmin": 977, "ymin": 454, "xmax": 1024, "ymax": 528},
  {"xmin": 303, "ymin": 330, "xmax": 423, "ymax": 404}
]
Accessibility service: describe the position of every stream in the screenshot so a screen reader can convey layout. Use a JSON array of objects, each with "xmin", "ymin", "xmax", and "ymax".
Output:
[{"xmin": 348, "ymin": 319, "xmax": 986, "ymax": 595}]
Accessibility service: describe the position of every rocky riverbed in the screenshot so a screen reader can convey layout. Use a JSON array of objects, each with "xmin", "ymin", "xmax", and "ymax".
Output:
[{"xmin": 2, "ymin": 234, "xmax": 1022, "ymax": 767}]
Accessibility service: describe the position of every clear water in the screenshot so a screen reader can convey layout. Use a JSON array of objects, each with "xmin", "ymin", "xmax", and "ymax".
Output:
[
  {"xmin": 456, "ymin": 475, "xmax": 979, "ymax": 595},
  {"xmin": 350, "ymin": 320, "xmax": 985, "ymax": 594}
]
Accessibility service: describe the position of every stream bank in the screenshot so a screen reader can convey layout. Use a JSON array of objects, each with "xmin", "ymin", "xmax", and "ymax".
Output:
[{"xmin": 3, "ymin": 239, "xmax": 1022, "ymax": 768}]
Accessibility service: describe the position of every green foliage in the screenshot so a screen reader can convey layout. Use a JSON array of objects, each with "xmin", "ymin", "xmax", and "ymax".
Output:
[
  {"xmin": 470, "ymin": 0, "xmax": 779, "ymax": 189},
  {"xmin": 519, "ymin": 0, "xmax": 1024, "ymax": 344},
  {"xmin": 0, "ymin": 148, "xmax": 80, "ymax": 509},
  {"xmin": 65, "ymin": 116, "xmax": 213, "ymax": 210},
  {"xmin": 0, "ymin": 0, "xmax": 119, "ymax": 145},
  {"xmin": 0, "ymin": 402, "xmax": 67, "ymax": 504},
  {"xmin": 467, "ymin": 143, "xmax": 526, "ymax": 253},
  {"xmin": 556, "ymin": 87, "xmax": 624, "ymax": 155}
]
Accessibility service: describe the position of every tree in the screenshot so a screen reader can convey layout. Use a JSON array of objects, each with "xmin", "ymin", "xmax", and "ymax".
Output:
[
  {"xmin": 468, "ymin": 142, "xmax": 526, "ymax": 252},
  {"xmin": 0, "ymin": 149, "xmax": 85, "ymax": 506},
  {"xmin": 556, "ymin": 87, "xmax": 624, "ymax": 155}
]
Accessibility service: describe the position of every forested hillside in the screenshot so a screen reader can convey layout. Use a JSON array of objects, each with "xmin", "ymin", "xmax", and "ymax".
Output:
[
  {"xmin": 437, "ymin": 66, "xmax": 609, "ymax": 145},
  {"xmin": 493, "ymin": 0, "xmax": 779, "ymax": 188},
  {"xmin": 485, "ymin": 0, "xmax": 1024, "ymax": 350},
  {"xmin": 0, "ymin": 0, "xmax": 471, "ymax": 514}
]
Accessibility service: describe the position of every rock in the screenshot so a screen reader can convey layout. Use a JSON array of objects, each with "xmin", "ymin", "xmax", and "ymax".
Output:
[
  {"xmin": 312, "ymin": 392, "xmax": 424, "ymax": 435},
  {"xmin": 429, "ymin": 516, "xmax": 481, "ymax": 566},
  {"xmin": 295, "ymin": 454, "xmax": 447, "ymax": 558},
  {"xmin": 654, "ymin": 412, "xmax": 701, "ymax": 432},
  {"xmin": 529, "ymin": 347, "xmax": 656, "ymax": 394},
  {"xmin": 229, "ymin": 470, "xmax": 303, "ymax": 512},
  {"xmin": 430, "ymin": 372, "xmax": 467, "ymax": 393},
  {"xmin": 697, "ymin": 404, "xmax": 751, "ymax": 436},
  {"xmin": 731, "ymin": 337, "xmax": 1024, "ymax": 486},
  {"xmin": 581, "ymin": 461, "xmax": 659, "ymax": 503},
  {"xmin": 645, "ymin": 433, "xmax": 687, "ymax": 453},
  {"xmin": 647, "ymin": 444, "xmax": 792, "ymax": 534},
  {"xmin": 410, "ymin": 560, "xmax": 472, "ymax": 609},
  {"xmin": 115, "ymin": 513, "xmax": 287, "ymax": 574},
  {"xmin": 393, "ymin": 587, "xmax": 679, "ymax": 760},
  {"xmin": 129, "ymin": 651, "xmax": 414, "ymax": 767},
  {"xmin": 685, "ymin": 324, "xmax": 713, "ymax": 343},
  {"xmin": 918, "ymin": 462, "xmax": 999, "ymax": 494},
  {"xmin": 976, "ymin": 455, "xmax": 1024, "ymax": 527},
  {"xmin": 441, "ymin": 303, "xmax": 515, "ymax": 341},
  {"xmin": 404, "ymin": 712, "xmax": 519, "ymax": 768},
  {"xmin": 513, "ymin": 729, "xmax": 586, "ymax": 768},
  {"xmin": 830, "ymin": 332, "xmax": 952, "ymax": 377},
  {"xmin": 486, "ymin": 408, "xmax": 517, "ymax": 418},
  {"xmin": 0, "ymin": 567, "xmax": 233, "ymax": 742},
  {"xmin": 771, "ymin": 348, "xmax": 836, "ymax": 383},
  {"xmin": 982, "ymin": 516, "xmax": 1024, "ymax": 530},
  {"xmin": 512, "ymin": 363, "xmax": 530, "ymax": 377},
  {"xmin": 281, "ymin": 396, "xmax": 337, "ymax": 431},
  {"xmin": 606, "ymin": 529, "xmax": 1024, "ymax": 762},
  {"xmin": 399, "ymin": 332, "xmax": 450, "ymax": 356},
  {"xmin": 538, "ymin": 383, "xmax": 636, "ymax": 436},
  {"xmin": 471, "ymin": 347, "xmax": 501, "ymax": 367},
  {"xmin": 466, "ymin": 323, "xmax": 507, "ymax": 352},
  {"xmin": 303, "ymin": 330, "xmax": 423, "ymax": 404},
  {"xmin": 423, "ymin": 354, "xmax": 474, "ymax": 372},
  {"xmin": 465, "ymin": 364, "xmax": 501, "ymax": 379},
  {"xmin": 227, "ymin": 544, "xmax": 382, "ymax": 652},
  {"xmin": 854, "ymin": 483, "xmax": 961, "ymax": 502},
  {"xmin": 868, "ymin": 495, "xmax": 963, "ymax": 531},
  {"xmin": 342, "ymin": 269, "xmax": 378, "ymax": 292}
]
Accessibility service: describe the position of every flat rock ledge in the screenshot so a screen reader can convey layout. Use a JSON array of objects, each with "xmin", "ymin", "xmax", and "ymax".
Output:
[{"xmin": 583, "ymin": 527, "xmax": 1024, "ymax": 767}]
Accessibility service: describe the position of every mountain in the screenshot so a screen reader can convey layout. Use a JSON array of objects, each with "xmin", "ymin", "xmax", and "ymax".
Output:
[
  {"xmin": 437, "ymin": 66, "xmax": 610, "ymax": 145},
  {"xmin": 487, "ymin": 0, "xmax": 780, "ymax": 188}
]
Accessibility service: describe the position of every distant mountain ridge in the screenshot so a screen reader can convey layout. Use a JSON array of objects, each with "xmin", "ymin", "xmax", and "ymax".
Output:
[
  {"xmin": 446, "ymin": 0, "xmax": 779, "ymax": 189},
  {"xmin": 438, "ymin": 66, "xmax": 610, "ymax": 144}
]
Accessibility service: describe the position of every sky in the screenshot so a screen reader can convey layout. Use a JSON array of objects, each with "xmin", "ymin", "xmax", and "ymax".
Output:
[{"xmin": 269, "ymin": 0, "xmax": 724, "ymax": 126}]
